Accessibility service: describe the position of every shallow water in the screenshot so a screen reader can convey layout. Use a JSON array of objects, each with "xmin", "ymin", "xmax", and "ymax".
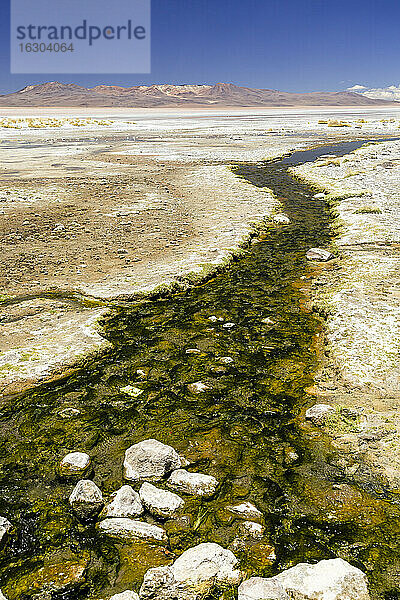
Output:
[{"xmin": 1, "ymin": 139, "xmax": 400, "ymax": 599}]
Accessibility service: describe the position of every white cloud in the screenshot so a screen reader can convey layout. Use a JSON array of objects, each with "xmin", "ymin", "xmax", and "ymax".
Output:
[{"xmin": 347, "ymin": 84, "xmax": 367, "ymax": 91}]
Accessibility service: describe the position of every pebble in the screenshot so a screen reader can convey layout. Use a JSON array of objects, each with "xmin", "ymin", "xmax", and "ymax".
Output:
[
  {"xmin": 59, "ymin": 452, "xmax": 91, "ymax": 477},
  {"xmin": 227, "ymin": 502, "xmax": 263, "ymax": 521},
  {"xmin": 167, "ymin": 469, "xmax": 219, "ymax": 498},
  {"xmin": 187, "ymin": 381, "xmax": 210, "ymax": 394},
  {"xmin": 139, "ymin": 482, "xmax": 184, "ymax": 518},
  {"xmin": 306, "ymin": 247, "xmax": 334, "ymax": 261}
]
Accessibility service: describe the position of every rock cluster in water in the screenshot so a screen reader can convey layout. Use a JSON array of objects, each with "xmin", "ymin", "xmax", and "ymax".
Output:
[{"xmin": 0, "ymin": 439, "xmax": 371, "ymax": 599}]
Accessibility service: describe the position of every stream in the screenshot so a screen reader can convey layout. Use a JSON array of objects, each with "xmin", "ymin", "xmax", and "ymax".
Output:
[{"xmin": 1, "ymin": 139, "xmax": 400, "ymax": 599}]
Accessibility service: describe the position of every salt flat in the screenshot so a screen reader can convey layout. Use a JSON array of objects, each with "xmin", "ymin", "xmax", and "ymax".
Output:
[{"xmin": 0, "ymin": 107, "xmax": 399, "ymax": 397}]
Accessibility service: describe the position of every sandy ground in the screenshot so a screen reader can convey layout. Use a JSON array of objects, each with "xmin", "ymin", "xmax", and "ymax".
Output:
[{"xmin": 1, "ymin": 106, "xmax": 400, "ymax": 399}]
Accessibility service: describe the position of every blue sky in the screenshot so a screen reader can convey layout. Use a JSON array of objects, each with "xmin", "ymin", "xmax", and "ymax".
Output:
[{"xmin": 0, "ymin": 0, "xmax": 399, "ymax": 94}]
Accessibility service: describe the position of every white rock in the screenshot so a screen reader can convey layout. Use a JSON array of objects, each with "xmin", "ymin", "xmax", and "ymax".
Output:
[
  {"xmin": 102, "ymin": 485, "xmax": 143, "ymax": 518},
  {"xmin": 237, "ymin": 521, "xmax": 265, "ymax": 539},
  {"xmin": 0, "ymin": 517, "xmax": 11, "ymax": 543},
  {"xmin": 69, "ymin": 479, "xmax": 103, "ymax": 519},
  {"xmin": 109, "ymin": 591, "xmax": 140, "ymax": 600},
  {"xmin": 261, "ymin": 317, "xmax": 274, "ymax": 325},
  {"xmin": 139, "ymin": 482, "xmax": 184, "ymax": 518},
  {"xmin": 272, "ymin": 558, "xmax": 370, "ymax": 600},
  {"xmin": 167, "ymin": 469, "xmax": 218, "ymax": 497},
  {"xmin": 120, "ymin": 385, "xmax": 143, "ymax": 398},
  {"xmin": 98, "ymin": 518, "xmax": 167, "ymax": 542},
  {"xmin": 273, "ymin": 214, "xmax": 291, "ymax": 225},
  {"xmin": 305, "ymin": 403, "xmax": 335, "ymax": 426},
  {"xmin": 0, "ymin": 590, "xmax": 8, "ymax": 600},
  {"xmin": 219, "ymin": 356, "xmax": 233, "ymax": 364},
  {"xmin": 227, "ymin": 502, "xmax": 263, "ymax": 521},
  {"xmin": 187, "ymin": 381, "xmax": 210, "ymax": 394},
  {"xmin": 124, "ymin": 439, "xmax": 181, "ymax": 482},
  {"xmin": 140, "ymin": 542, "xmax": 242, "ymax": 600},
  {"xmin": 313, "ymin": 193, "xmax": 326, "ymax": 199},
  {"xmin": 59, "ymin": 452, "xmax": 91, "ymax": 476},
  {"xmin": 306, "ymin": 248, "xmax": 335, "ymax": 261},
  {"xmin": 238, "ymin": 577, "xmax": 287, "ymax": 600},
  {"xmin": 185, "ymin": 348, "xmax": 201, "ymax": 354},
  {"xmin": 223, "ymin": 322, "xmax": 236, "ymax": 329},
  {"xmin": 59, "ymin": 407, "xmax": 81, "ymax": 418}
]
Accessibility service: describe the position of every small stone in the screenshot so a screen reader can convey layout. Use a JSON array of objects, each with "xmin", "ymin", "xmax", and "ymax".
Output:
[
  {"xmin": 124, "ymin": 439, "xmax": 181, "ymax": 482},
  {"xmin": 101, "ymin": 485, "xmax": 143, "ymax": 518},
  {"xmin": 273, "ymin": 214, "xmax": 291, "ymax": 225},
  {"xmin": 117, "ymin": 248, "xmax": 129, "ymax": 254},
  {"xmin": 109, "ymin": 592, "xmax": 139, "ymax": 600},
  {"xmin": 59, "ymin": 452, "xmax": 91, "ymax": 477},
  {"xmin": 0, "ymin": 517, "xmax": 12, "ymax": 543},
  {"xmin": 306, "ymin": 248, "xmax": 334, "ymax": 262},
  {"xmin": 139, "ymin": 482, "xmax": 184, "ymax": 518},
  {"xmin": 237, "ymin": 521, "xmax": 265, "ymax": 539},
  {"xmin": 167, "ymin": 469, "xmax": 218, "ymax": 498},
  {"xmin": 223, "ymin": 322, "xmax": 236, "ymax": 329},
  {"xmin": 120, "ymin": 385, "xmax": 143, "ymax": 398},
  {"xmin": 261, "ymin": 317, "xmax": 274, "ymax": 325},
  {"xmin": 227, "ymin": 502, "xmax": 263, "ymax": 521},
  {"xmin": 305, "ymin": 404, "xmax": 335, "ymax": 426},
  {"xmin": 98, "ymin": 518, "xmax": 167, "ymax": 542},
  {"xmin": 187, "ymin": 381, "xmax": 210, "ymax": 394},
  {"xmin": 219, "ymin": 356, "xmax": 234, "ymax": 364},
  {"xmin": 239, "ymin": 577, "xmax": 287, "ymax": 600},
  {"xmin": 69, "ymin": 480, "xmax": 103, "ymax": 519},
  {"xmin": 185, "ymin": 348, "xmax": 201, "ymax": 354},
  {"xmin": 59, "ymin": 407, "xmax": 81, "ymax": 418}
]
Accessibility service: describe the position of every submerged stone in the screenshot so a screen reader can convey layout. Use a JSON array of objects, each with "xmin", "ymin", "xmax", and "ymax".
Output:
[
  {"xmin": 167, "ymin": 469, "xmax": 218, "ymax": 497},
  {"xmin": 124, "ymin": 439, "xmax": 181, "ymax": 482},
  {"xmin": 227, "ymin": 502, "xmax": 263, "ymax": 521},
  {"xmin": 98, "ymin": 518, "xmax": 167, "ymax": 542},
  {"xmin": 9, "ymin": 556, "xmax": 88, "ymax": 600},
  {"xmin": 306, "ymin": 247, "xmax": 334, "ymax": 261},
  {"xmin": 187, "ymin": 381, "xmax": 210, "ymax": 394}
]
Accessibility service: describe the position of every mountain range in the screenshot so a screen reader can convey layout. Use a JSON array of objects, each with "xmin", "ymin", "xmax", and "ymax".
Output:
[{"xmin": 0, "ymin": 82, "xmax": 397, "ymax": 107}]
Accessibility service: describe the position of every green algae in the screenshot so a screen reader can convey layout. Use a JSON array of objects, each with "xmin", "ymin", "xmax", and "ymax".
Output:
[{"xmin": 0, "ymin": 141, "xmax": 399, "ymax": 598}]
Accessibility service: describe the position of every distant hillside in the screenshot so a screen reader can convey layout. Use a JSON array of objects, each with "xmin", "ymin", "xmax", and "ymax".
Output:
[{"xmin": 0, "ymin": 81, "xmax": 397, "ymax": 107}]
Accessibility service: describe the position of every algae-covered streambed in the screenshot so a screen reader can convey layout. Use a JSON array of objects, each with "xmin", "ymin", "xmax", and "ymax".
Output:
[{"xmin": 1, "ymin": 140, "xmax": 400, "ymax": 599}]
